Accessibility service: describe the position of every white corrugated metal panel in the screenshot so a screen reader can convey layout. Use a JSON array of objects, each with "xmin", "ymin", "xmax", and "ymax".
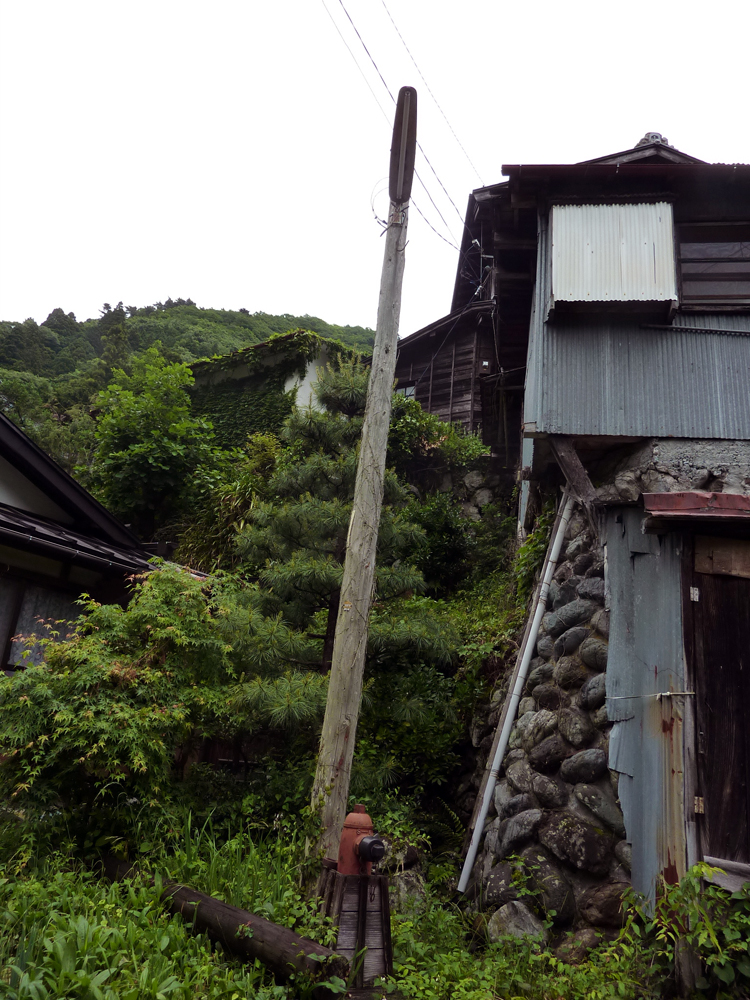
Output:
[
  {"xmin": 532, "ymin": 323, "xmax": 750, "ymax": 438},
  {"xmin": 551, "ymin": 203, "xmax": 678, "ymax": 303}
]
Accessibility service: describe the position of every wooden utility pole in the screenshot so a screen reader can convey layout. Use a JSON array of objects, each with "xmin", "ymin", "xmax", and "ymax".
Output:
[{"xmin": 311, "ymin": 87, "xmax": 417, "ymax": 859}]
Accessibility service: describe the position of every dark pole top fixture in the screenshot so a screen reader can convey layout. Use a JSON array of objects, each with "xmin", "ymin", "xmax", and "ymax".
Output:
[{"xmin": 389, "ymin": 86, "xmax": 417, "ymax": 204}]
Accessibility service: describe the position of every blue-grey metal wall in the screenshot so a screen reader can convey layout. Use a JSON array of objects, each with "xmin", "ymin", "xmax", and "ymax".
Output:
[
  {"xmin": 604, "ymin": 508, "xmax": 697, "ymax": 898},
  {"xmin": 523, "ymin": 207, "xmax": 750, "ymax": 439},
  {"xmin": 528, "ymin": 322, "xmax": 750, "ymax": 438}
]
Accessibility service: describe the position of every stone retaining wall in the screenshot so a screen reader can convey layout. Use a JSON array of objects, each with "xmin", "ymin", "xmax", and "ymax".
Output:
[{"xmin": 465, "ymin": 505, "xmax": 631, "ymax": 955}]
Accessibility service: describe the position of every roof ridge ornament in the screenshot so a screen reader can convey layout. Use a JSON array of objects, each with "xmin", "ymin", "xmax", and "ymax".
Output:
[{"xmin": 635, "ymin": 131, "xmax": 674, "ymax": 148}]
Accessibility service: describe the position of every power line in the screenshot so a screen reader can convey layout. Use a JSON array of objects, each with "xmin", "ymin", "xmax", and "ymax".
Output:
[
  {"xmin": 410, "ymin": 201, "xmax": 459, "ymax": 250},
  {"xmin": 415, "ymin": 139, "xmax": 466, "ymax": 225},
  {"xmin": 412, "ymin": 165, "xmax": 459, "ymax": 244},
  {"xmin": 321, "ymin": 0, "xmax": 460, "ymax": 248},
  {"xmin": 320, "ymin": 0, "xmax": 392, "ymax": 127},
  {"xmin": 335, "ymin": 0, "xmax": 396, "ymax": 103},
  {"xmin": 379, "ymin": 0, "xmax": 484, "ymax": 186},
  {"xmin": 412, "ymin": 296, "xmax": 485, "ymax": 390},
  {"xmin": 332, "ymin": 0, "xmax": 465, "ymax": 233}
]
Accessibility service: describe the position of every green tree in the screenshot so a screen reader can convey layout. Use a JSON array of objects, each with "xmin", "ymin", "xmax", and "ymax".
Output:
[
  {"xmin": 0, "ymin": 318, "xmax": 59, "ymax": 376},
  {"xmin": 0, "ymin": 367, "xmax": 51, "ymax": 429},
  {"xmin": 0, "ymin": 567, "xmax": 322, "ymax": 836},
  {"xmin": 85, "ymin": 346, "xmax": 220, "ymax": 537},
  {"xmin": 236, "ymin": 358, "xmax": 451, "ymax": 670}
]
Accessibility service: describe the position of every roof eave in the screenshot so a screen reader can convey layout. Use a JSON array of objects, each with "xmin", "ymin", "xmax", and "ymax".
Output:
[{"xmin": 0, "ymin": 414, "xmax": 143, "ymax": 550}]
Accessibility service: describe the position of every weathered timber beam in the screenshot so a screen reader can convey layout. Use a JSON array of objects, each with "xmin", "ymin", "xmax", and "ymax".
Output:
[
  {"xmin": 101, "ymin": 858, "xmax": 348, "ymax": 984},
  {"xmin": 162, "ymin": 884, "xmax": 349, "ymax": 982},
  {"xmin": 548, "ymin": 436, "xmax": 597, "ymax": 504}
]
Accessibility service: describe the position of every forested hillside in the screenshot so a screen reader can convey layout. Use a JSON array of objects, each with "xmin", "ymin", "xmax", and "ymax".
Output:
[{"xmin": 0, "ymin": 299, "xmax": 374, "ymax": 476}]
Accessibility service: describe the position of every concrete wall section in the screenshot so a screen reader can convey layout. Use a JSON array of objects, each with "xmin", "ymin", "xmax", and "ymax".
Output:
[
  {"xmin": 284, "ymin": 346, "xmax": 330, "ymax": 410},
  {"xmin": 604, "ymin": 508, "xmax": 690, "ymax": 898}
]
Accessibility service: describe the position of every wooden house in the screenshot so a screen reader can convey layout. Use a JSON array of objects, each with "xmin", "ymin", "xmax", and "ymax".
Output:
[
  {"xmin": 449, "ymin": 134, "xmax": 750, "ymax": 915},
  {"xmin": 0, "ymin": 413, "xmax": 149, "ymax": 671}
]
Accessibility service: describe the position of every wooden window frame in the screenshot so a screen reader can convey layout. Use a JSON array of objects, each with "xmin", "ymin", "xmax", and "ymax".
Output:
[{"xmin": 677, "ymin": 222, "xmax": 750, "ymax": 307}]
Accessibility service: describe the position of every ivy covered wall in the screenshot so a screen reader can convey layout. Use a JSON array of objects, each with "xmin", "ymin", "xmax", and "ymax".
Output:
[{"xmin": 189, "ymin": 330, "xmax": 352, "ymax": 449}]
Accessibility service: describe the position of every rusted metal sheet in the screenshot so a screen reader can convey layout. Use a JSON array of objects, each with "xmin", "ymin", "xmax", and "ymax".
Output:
[
  {"xmin": 644, "ymin": 492, "xmax": 750, "ymax": 517},
  {"xmin": 551, "ymin": 203, "xmax": 677, "ymax": 304},
  {"xmin": 525, "ymin": 322, "xmax": 750, "ymax": 439},
  {"xmin": 694, "ymin": 536, "xmax": 750, "ymax": 579},
  {"xmin": 604, "ymin": 508, "xmax": 692, "ymax": 898}
]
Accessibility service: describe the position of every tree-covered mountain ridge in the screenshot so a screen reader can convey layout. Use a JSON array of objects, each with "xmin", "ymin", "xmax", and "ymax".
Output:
[
  {"xmin": 0, "ymin": 299, "xmax": 374, "ymax": 473},
  {"xmin": 0, "ymin": 298, "xmax": 374, "ymax": 379}
]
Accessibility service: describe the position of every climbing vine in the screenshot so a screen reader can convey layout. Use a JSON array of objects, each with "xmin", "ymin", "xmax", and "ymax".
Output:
[{"xmin": 189, "ymin": 330, "xmax": 353, "ymax": 448}]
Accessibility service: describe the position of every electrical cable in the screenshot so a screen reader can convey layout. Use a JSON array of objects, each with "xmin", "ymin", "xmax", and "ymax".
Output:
[
  {"xmin": 379, "ymin": 0, "xmax": 484, "ymax": 185},
  {"xmin": 322, "ymin": 0, "xmax": 460, "ymax": 250},
  {"xmin": 410, "ymin": 201, "xmax": 459, "ymax": 250},
  {"xmin": 332, "ymin": 0, "xmax": 465, "ymax": 239},
  {"xmin": 320, "ymin": 0, "xmax": 393, "ymax": 127},
  {"xmin": 412, "ymin": 166, "xmax": 459, "ymax": 244},
  {"xmin": 335, "ymin": 0, "xmax": 397, "ymax": 103},
  {"xmin": 415, "ymin": 141, "xmax": 469, "ymax": 225},
  {"xmin": 373, "ymin": 175, "xmax": 458, "ymax": 249}
]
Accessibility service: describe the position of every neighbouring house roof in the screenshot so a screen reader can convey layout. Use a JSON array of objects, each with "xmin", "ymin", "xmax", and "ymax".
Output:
[
  {"xmin": 0, "ymin": 413, "xmax": 142, "ymax": 550},
  {"xmin": 0, "ymin": 502, "xmax": 150, "ymax": 574},
  {"xmin": 578, "ymin": 136, "xmax": 707, "ymax": 166},
  {"xmin": 396, "ymin": 300, "xmax": 494, "ymax": 351},
  {"xmin": 190, "ymin": 329, "xmax": 350, "ymax": 379}
]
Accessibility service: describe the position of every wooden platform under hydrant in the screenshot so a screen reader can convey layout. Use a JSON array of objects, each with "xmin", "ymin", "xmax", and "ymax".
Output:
[{"xmin": 318, "ymin": 865, "xmax": 393, "ymax": 987}]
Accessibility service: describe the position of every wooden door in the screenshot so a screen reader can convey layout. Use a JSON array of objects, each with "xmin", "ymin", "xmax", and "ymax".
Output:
[{"xmin": 689, "ymin": 537, "xmax": 750, "ymax": 878}]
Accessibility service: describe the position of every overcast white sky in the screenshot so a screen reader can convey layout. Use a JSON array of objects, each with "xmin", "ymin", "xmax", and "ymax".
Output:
[{"xmin": 0, "ymin": 0, "xmax": 747, "ymax": 338}]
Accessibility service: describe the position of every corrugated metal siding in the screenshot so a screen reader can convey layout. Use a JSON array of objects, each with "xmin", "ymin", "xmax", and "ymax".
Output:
[
  {"xmin": 533, "ymin": 323, "xmax": 750, "ymax": 438},
  {"xmin": 551, "ymin": 203, "xmax": 677, "ymax": 303},
  {"xmin": 604, "ymin": 509, "xmax": 691, "ymax": 897}
]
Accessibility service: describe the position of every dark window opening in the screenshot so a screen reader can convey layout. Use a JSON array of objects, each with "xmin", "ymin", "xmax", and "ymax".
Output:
[
  {"xmin": 1, "ymin": 575, "xmax": 78, "ymax": 673},
  {"xmin": 679, "ymin": 224, "xmax": 750, "ymax": 304},
  {"xmin": 395, "ymin": 382, "xmax": 416, "ymax": 399}
]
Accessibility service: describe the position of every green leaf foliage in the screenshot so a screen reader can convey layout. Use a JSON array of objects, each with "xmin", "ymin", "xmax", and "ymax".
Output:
[
  {"xmin": 0, "ymin": 567, "xmax": 322, "ymax": 821},
  {"xmin": 388, "ymin": 394, "xmax": 489, "ymax": 478},
  {"xmin": 85, "ymin": 347, "xmax": 223, "ymax": 536}
]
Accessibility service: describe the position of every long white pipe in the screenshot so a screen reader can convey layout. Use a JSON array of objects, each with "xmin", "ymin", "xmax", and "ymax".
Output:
[{"xmin": 457, "ymin": 493, "xmax": 576, "ymax": 894}]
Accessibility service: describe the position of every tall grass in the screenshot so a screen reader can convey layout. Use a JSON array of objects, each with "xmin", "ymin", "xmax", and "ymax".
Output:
[{"xmin": 0, "ymin": 811, "xmax": 336, "ymax": 999}]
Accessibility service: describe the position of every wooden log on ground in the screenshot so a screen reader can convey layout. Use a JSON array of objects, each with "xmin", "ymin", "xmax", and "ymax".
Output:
[
  {"xmin": 100, "ymin": 857, "xmax": 348, "ymax": 984},
  {"xmin": 161, "ymin": 883, "xmax": 349, "ymax": 983}
]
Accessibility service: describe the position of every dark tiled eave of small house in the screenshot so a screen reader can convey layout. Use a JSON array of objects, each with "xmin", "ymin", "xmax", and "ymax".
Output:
[
  {"xmin": 0, "ymin": 412, "xmax": 142, "ymax": 550},
  {"xmin": 0, "ymin": 502, "xmax": 151, "ymax": 575}
]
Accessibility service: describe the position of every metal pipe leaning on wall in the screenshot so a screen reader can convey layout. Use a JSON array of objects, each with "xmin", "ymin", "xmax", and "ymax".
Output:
[{"xmin": 457, "ymin": 492, "xmax": 576, "ymax": 894}]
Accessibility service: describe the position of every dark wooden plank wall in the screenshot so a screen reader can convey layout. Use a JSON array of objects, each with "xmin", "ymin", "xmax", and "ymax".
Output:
[
  {"xmin": 689, "ymin": 553, "xmax": 750, "ymax": 866},
  {"xmin": 394, "ymin": 327, "xmax": 496, "ymax": 435}
]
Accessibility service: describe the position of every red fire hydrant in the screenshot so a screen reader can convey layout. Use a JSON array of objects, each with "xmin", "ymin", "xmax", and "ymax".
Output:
[{"xmin": 337, "ymin": 804, "xmax": 385, "ymax": 875}]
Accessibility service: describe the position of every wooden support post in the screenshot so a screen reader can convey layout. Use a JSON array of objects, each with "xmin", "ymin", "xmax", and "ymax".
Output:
[
  {"xmin": 101, "ymin": 859, "xmax": 348, "ymax": 985},
  {"xmin": 448, "ymin": 341, "xmax": 456, "ymax": 422},
  {"xmin": 548, "ymin": 435, "xmax": 597, "ymax": 504},
  {"xmin": 310, "ymin": 87, "xmax": 417, "ymax": 859}
]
